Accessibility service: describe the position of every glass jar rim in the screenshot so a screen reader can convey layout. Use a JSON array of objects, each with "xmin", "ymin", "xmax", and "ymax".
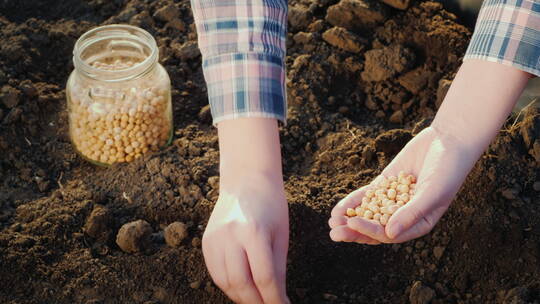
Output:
[{"xmin": 73, "ymin": 24, "xmax": 159, "ymax": 82}]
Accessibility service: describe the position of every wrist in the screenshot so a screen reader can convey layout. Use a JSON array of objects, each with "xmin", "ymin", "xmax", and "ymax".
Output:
[
  {"xmin": 216, "ymin": 117, "xmax": 284, "ymax": 193},
  {"xmin": 219, "ymin": 167, "xmax": 284, "ymax": 194}
]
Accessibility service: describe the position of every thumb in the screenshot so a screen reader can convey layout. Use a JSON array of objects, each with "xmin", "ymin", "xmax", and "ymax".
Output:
[
  {"xmin": 385, "ymin": 186, "xmax": 451, "ymax": 241},
  {"xmin": 385, "ymin": 200, "xmax": 432, "ymax": 240}
]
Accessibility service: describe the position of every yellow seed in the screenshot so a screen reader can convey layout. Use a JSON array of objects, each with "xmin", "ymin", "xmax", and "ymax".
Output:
[
  {"xmin": 397, "ymin": 184, "xmax": 409, "ymax": 194},
  {"xmin": 363, "ymin": 210, "xmax": 374, "ymax": 219},
  {"xmin": 389, "ymin": 176, "xmax": 397, "ymax": 182},
  {"xmin": 400, "ymin": 193, "xmax": 410, "ymax": 203},
  {"xmin": 397, "ymin": 201, "xmax": 405, "ymax": 207},
  {"xmin": 346, "ymin": 208, "xmax": 356, "ymax": 217},
  {"xmin": 366, "ymin": 189, "xmax": 374, "ymax": 198},
  {"xmin": 387, "ymin": 188, "xmax": 397, "ymax": 199},
  {"xmin": 380, "ymin": 214, "xmax": 390, "ymax": 226},
  {"xmin": 99, "ymin": 154, "xmax": 108, "ymax": 163},
  {"xmin": 368, "ymin": 204, "xmax": 379, "ymax": 213},
  {"xmin": 379, "ymin": 177, "xmax": 389, "ymax": 188},
  {"xmin": 355, "ymin": 206, "xmax": 364, "ymax": 215},
  {"xmin": 388, "ymin": 204, "xmax": 399, "ymax": 215},
  {"xmin": 402, "ymin": 177, "xmax": 411, "ymax": 185},
  {"xmin": 373, "ymin": 213, "xmax": 381, "ymax": 221},
  {"xmin": 362, "ymin": 197, "xmax": 369, "ymax": 204}
]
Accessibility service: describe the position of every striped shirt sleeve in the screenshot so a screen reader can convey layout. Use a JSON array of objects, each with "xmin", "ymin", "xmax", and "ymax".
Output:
[
  {"xmin": 464, "ymin": 0, "xmax": 540, "ymax": 76},
  {"xmin": 190, "ymin": 0, "xmax": 288, "ymax": 125}
]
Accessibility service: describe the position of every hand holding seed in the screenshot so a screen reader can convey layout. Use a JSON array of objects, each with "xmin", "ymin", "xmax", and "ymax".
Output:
[
  {"xmin": 345, "ymin": 171, "xmax": 416, "ymax": 225},
  {"xmin": 329, "ymin": 126, "xmax": 477, "ymax": 244}
]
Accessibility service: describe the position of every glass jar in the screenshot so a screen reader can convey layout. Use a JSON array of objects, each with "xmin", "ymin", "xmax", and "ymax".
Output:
[{"xmin": 66, "ymin": 24, "xmax": 173, "ymax": 166}]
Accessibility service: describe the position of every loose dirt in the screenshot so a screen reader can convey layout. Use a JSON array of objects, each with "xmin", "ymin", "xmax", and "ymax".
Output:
[{"xmin": 1, "ymin": 0, "xmax": 539, "ymax": 303}]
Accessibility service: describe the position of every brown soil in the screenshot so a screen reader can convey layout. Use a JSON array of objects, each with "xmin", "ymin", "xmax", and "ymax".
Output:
[{"xmin": 1, "ymin": 0, "xmax": 539, "ymax": 303}]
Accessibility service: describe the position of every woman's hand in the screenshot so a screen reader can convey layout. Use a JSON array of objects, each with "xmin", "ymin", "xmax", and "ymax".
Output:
[
  {"xmin": 329, "ymin": 126, "xmax": 475, "ymax": 243},
  {"xmin": 203, "ymin": 173, "xmax": 289, "ymax": 304},
  {"xmin": 202, "ymin": 118, "xmax": 289, "ymax": 304},
  {"xmin": 329, "ymin": 60, "xmax": 531, "ymax": 244}
]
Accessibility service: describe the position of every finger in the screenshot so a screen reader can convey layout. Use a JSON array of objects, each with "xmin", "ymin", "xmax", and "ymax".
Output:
[
  {"xmin": 225, "ymin": 245, "xmax": 264, "ymax": 304},
  {"xmin": 347, "ymin": 216, "xmax": 393, "ymax": 243},
  {"xmin": 202, "ymin": 241, "xmax": 230, "ymax": 293},
  {"xmin": 331, "ymin": 185, "xmax": 370, "ymax": 217},
  {"xmin": 328, "ymin": 215, "xmax": 347, "ymax": 229},
  {"xmin": 330, "ymin": 225, "xmax": 381, "ymax": 244},
  {"xmin": 385, "ymin": 190, "xmax": 448, "ymax": 240},
  {"xmin": 246, "ymin": 235, "xmax": 287, "ymax": 304},
  {"xmin": 386, "ymin": 217, "xmax": 434, "ymax": 243}
]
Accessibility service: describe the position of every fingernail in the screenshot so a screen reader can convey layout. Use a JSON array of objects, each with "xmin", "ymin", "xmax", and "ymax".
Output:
[{"xmin": 388, "ymin": 223, "xmax": 403, "ymax": 239}]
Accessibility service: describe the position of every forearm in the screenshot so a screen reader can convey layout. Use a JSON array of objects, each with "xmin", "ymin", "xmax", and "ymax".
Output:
[
  {"xmin": 191, "ymin": 0, "xmax": 288, "ymax": 125},
  {"xmin": 217, "ymin": 118, "xmax": 283, "ymax": 190},
  {"xmin": 432, "ymin": 60, "xmax": 530, "ymax": 158}
]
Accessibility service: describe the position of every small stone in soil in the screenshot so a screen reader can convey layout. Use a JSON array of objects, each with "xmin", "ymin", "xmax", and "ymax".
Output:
[
  {"xmin": 84, "ymin": 205, "xmax": 112, "ymax": 239},
  {"xmin": 433, "ymin": 246, "xmax": 445, "ymax": 260},
  {"xmin": 116, "ymin": 220, "xmax": 153, "ymax": 253},
  {"xmin": 164, "ymin": 221, "xmax": 188, "ymax": 247},
  {"xmin": 409, "ymin": 281, "xmax": 435, "ymax": 304},
  {"xmin": 1, "ymin": 85, "xmax": 20, "ymax": 108}
]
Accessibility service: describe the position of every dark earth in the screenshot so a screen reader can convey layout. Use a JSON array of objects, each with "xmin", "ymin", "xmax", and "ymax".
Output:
[{"xmin": 1, "ymin": 0, "xmax": 540, "ymax": 303}]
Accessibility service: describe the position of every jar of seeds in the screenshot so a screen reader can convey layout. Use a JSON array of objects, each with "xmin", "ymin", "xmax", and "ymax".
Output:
[{"xmin": 67, "ymin": 24, "xmax": 173, "ymax": 166}]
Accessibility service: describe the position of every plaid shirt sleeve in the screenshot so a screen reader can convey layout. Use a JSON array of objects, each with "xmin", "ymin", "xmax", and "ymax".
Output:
[
  {"xmin": 190, "ymin": 0, "xmax": 288, "ymax": 125},
  {"xmin": 464, "ymin": 0, "xmax": 540, "ymax": 76}
]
